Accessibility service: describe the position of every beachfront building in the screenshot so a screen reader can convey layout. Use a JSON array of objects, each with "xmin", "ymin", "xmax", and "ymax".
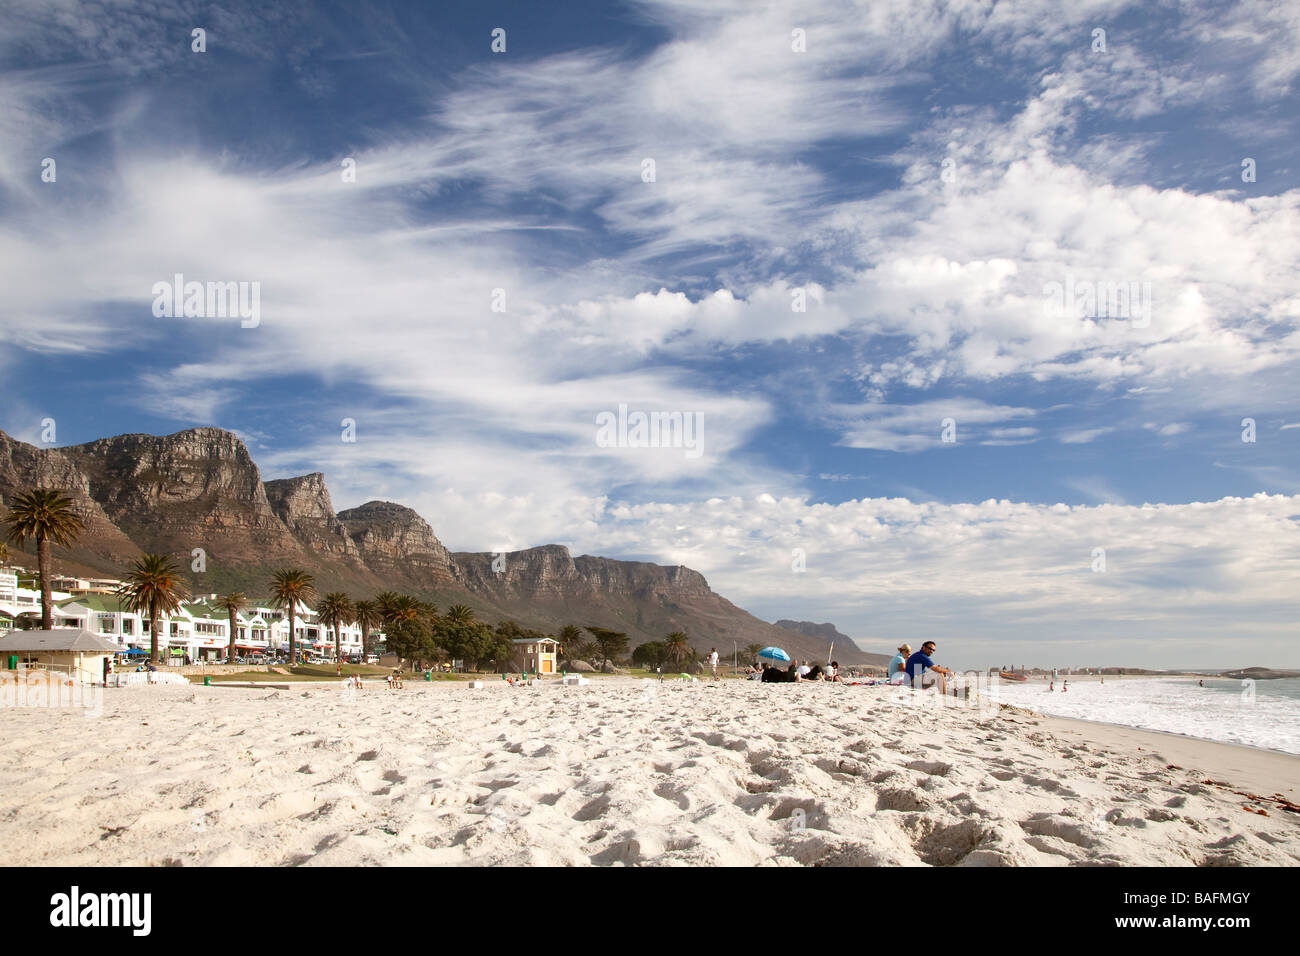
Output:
[
  {"xmin": 0, "ymin": 628, "xmax": 122, "ymax": 683},
  {"xmin": 7, "ymin": 582, "xmax": 369, "ymax": 662},
  {"xmin": 0, "ymin": 571, "xmax": 74, "ymax": 633},
  {"xmin": 512, "ymin": 637, "xmax": 560, "ymax": 675},
  {"xmin": 49, "ymin": 575, "xmax": 124, "ymax": 596}
]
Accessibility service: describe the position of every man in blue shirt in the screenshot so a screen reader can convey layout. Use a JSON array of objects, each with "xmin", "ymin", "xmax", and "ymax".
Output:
[{"xmin": 905, "ymin": 641, "xmax": 953, "ymax": 693}]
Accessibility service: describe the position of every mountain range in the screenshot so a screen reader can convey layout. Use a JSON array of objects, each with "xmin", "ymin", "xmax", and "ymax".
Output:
[{"xmin": 0, "ymin": 427, "xmax": 885, "ymax": 665}]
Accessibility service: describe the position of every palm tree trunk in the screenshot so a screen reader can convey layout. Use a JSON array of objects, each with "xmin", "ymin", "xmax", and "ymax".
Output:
[
  {"xmin": 228, "ymin": 612, "xmax": 237, "ymax": 660},
  {"xmin": 38, "ymin": 532, "xmax": 52, "ymax": 630},
  {"xmin": 150, "ymin": 608, "xmax": 160, "ymax": 665},
  {"xmin": 288, "ymin": 605, "xmax": 296, "ymax": 662},
  {"xmin": 334, "ymin": 621, "xmax": 341, "ymax": 663}
]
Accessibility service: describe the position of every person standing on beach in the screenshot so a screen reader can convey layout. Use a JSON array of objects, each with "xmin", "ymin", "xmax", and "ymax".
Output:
[{"xmin": 708, "ymin": 648, "xmax": 719, "ymax": 679}]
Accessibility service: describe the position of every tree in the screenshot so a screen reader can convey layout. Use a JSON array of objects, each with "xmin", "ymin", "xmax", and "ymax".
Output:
[
  {"xmin": 585, "ymin": 626, "xmax": 629, "ymax": 669},
  {"xmin": 745, "ymin": 642, "xmax": 764, "ymax": 662},
  {"xmin": 632, "ymin": 640, "xmax": 668, "ymax": 669},
  {"xmin": 269, "ymin": 569, "xmax": 315, "ymax": 661},
  {"xmin": 118, "ymin": 554, "xmax": 189, "ymax": 664},
  {"xmin": 434, "ymin": 605, "xmax": 494, "ymax": 670},
  {"xmin": 353, "ymin": 599, "xmax": 380, "ymax": 657},
  {"xmin": 316, "ymin": 592, "xmax": 355, "ymax": 663},
  {"xmin": 3, "ymin": 488, "xmax": 86, "ymax": 630},
  {"xmin": 557, "ymin": 623, "xmax": 584, "ymax": 660},
  {"xmin": 383, "ymin": 596, "xmax": 436, "ymax": 668},
  {"xmin": 0, "ymin": 541, "xmax": 8, "ymax": 568},
  {"xmin": 664, "ymin": 631, "xmax": 691, "ymax": 668},
  {"xmin": 218, "ymin": 592, "xmax": 247, "ymax": 660}
]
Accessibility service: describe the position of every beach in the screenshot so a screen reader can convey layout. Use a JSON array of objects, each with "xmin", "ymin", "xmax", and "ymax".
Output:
[{"xmin": 2, "ymin": 678, "xmax": 1297, "ymax": 866}]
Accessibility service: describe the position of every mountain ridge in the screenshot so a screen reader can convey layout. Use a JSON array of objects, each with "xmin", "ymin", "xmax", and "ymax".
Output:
[{"xmin": 0, "ymin": 427, "xmax": 873, "ymax": 663}]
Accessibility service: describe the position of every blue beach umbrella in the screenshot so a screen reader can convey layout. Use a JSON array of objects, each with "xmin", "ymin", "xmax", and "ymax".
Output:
[{"xmin": 758, "ymin": 646, "xmax": 791, "ymax": 663}]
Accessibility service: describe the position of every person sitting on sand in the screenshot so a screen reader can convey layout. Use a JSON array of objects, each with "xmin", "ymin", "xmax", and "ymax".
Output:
[
  {"xmin": 827, "ymin": 660, "xmax": 845, "ymax": 683},
  {"xmin": 888, "ymin": 644, "xmax": 911, "ymax": 684},
  {"xmin": 905, "ymin": 641, "xmax": 953, "ymax": 693}
]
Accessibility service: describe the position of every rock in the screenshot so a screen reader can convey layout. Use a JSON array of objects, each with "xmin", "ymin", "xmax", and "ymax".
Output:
[
  {"xmin": 600, "ymin": 661, "xmax": 626, "ymax": 674},
  {"xmin": 264, "ymin": 473, "xmax": 360, "ymax": 559},
  {"xmin": 565, "ymin": 660, "xmax": 596, "ymax": 673},
  {"xmin": 337, "ymin": 500, "xmax": 456, "ymax": 584}
]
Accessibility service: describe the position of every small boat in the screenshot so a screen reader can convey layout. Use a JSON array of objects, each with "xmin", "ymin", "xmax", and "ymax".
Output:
[{"xmin": 999, "ymin": 671, "xmax": 1028, "ymax": 682}]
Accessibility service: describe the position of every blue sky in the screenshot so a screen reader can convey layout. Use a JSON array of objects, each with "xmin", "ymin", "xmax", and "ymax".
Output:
[{"xmin": 2, "ymin": 0, "xmax": 1299, "ymax": 668}]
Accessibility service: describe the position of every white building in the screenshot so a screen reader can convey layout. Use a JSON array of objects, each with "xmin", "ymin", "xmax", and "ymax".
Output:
[{"xmin": 0, "ymin": 570, "xmax": 73, "ymax": 632}]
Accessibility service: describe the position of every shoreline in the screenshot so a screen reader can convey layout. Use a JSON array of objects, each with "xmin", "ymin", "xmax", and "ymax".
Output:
[{"xmin": 1037, "ymin": 713, "xmax": 1300, "ymax": 801}]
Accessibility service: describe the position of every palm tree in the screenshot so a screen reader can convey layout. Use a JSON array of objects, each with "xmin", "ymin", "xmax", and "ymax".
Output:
[
  {"xmin": 665, "ymin": 631, "xmax": 691, "ymax": 669},
  {"xmin": 445, "ymin": 603, "xmax": 475, "ymax": 625},
  {"xmin": 375, "ymin": 590, "xmax": 401, "ymax": 626},
  {"xmin": 316, "ymin": 592, "xmax": 355, "ymax": 663},
  {"xmin": 218, "ymin": 592, "xmax": 247, "ymax": 661},
  {"xmin": 745, "ymin": 642, "xmax": 764, "ymax": 663},
  {"xmin": 118, "ymin": 554, "xmax": 189, "ymax": 664},
  {"xmin": 353, "ymin": 599, "xmax": 380, "ymax": 657},
  {"xmin": 2, "ymin": 488, "xmax": 86, "ymax": 630},
  {"xmin": 0, "ymin": 541, "xmax": 8, "ymax": 568},
  {"xmin": 269, "ymin": 569, "xmax": 315, "ymax": 662},
  {"xmin": 557, "ymin": 623, "xmax": 583, "ymax": 660}
]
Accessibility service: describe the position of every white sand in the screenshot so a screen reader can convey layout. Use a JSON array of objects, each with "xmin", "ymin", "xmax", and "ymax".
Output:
[{"xmin": 2, "ymin": 677, "xmax": 1297, "ymax": 866}]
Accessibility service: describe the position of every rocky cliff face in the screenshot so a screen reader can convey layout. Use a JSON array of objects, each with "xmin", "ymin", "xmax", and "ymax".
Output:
[
  {"xmin": 0, "ymin": 426, "xmax": 870, "ymax": 662},
  {"xmin": 60, "ymin": 428, "xmax": 299, "ymax": 562},
  {"xmin": 264, "ymin": 473, "xmax": 360, "ymax": 560},
  {"xmin": 337, "ymin": 500, "xmax": 457, "ymax": 586},
  {"xmin": 0, "ymin": 431, "xmax": 140, "ymax": 568},
  {"xmin": 451, "ymin": 545, "xmax": 712, "ymax": 601}
]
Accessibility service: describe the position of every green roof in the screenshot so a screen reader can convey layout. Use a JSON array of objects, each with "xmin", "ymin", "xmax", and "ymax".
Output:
[{"xmin": 57, "ymin": 594, "xmax": 128, "ymax": 613}]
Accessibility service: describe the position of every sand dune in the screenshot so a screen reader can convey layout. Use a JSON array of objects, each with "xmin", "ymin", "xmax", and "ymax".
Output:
[{"xmin": 2, "ymin": 678, "xmax": 1297, "ymax": 866}]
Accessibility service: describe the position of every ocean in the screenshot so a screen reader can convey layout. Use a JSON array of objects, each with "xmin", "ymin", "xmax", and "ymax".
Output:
[{"xmin": 983, "ymin": 676, "xmax": 1300, "ymax": 756}]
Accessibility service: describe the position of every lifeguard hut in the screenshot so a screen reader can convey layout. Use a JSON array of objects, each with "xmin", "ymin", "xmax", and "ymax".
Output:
[{"xmin": 512, "ymin": 637, "xmax": 560, "ymax": 676}]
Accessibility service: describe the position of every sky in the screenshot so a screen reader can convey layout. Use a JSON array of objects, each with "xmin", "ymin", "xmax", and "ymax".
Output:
[{"xmin": 1, "ymin": 0, "xmax": 1298, "ymax": 669}]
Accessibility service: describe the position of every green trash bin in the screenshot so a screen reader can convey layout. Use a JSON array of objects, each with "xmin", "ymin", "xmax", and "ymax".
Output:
[
  {"xmin": 6, "ymin": 654, "xmax": 16, "ymax": 670},
  {"xmin": 425, "ymin": 670, "xmax": 432, "ymax": 681},
  {"xmin": 204, "ymin": 676, "xmax": 211, "ymax": 686}
]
